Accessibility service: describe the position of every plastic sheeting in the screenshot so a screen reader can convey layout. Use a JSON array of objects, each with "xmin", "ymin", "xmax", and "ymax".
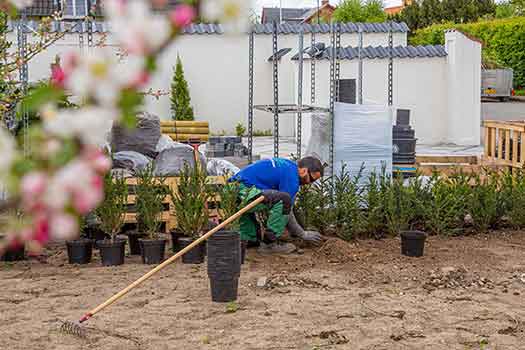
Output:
[
  {"xmin": 153, "ymin": 144, "xmax": 207, "ymax": 176},
  {"xmin": 333, "ymin": 103, "xmax": 393, "ymax": 187},
  {"xmin": 111, "ymin": 111, "xmax": 161, "ymax": 159},
  {"xmin": 305, "ymin": 113, "xmax": 331, "ymax": 165},
  {"xmin": 206, "ymin": 159, "xmax": 240, "ymax": 176},
  {"xmin": 112, "ymin": 151, "xmax": 153, "ymax": 174},
  {"xmin": 155, "ymin": 134, "xmax": 180, "ymax": 153}
]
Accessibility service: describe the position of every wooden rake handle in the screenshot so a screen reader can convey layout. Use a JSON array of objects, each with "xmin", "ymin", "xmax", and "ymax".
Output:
[{"xmin": 79, "ymin": 195, "xmax": 264, "ymax": 323}]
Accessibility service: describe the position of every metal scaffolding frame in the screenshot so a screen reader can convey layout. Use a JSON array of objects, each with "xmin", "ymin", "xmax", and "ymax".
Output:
[
  {"xmin": 248, "ymin": 22, "xmax": 341, "ymax": 169},
  {"xmin": 14, "ymin": 6, "xmax": 94, "ymax": 156}
]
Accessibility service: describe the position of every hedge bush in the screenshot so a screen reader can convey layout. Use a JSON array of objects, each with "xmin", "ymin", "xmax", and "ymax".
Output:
[{"xmin": 410, "ymin": 17, "xmax": 525, "ymax": 88}]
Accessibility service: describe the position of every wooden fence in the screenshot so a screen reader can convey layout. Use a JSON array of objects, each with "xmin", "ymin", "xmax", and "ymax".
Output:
[{"xmin": 484, "ymin": 120, "xmax": 525, "ymax": 170}]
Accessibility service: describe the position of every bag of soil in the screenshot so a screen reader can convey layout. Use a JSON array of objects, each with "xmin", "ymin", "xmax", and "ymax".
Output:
[{"xmin": 111, "ymin": 112, "xmax": 161, "ymax": 159}]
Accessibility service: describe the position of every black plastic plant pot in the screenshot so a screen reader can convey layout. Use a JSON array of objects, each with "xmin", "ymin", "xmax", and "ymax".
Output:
[
  {"xmin": 241, "ymin": 240, "xmax": 247, "ymax": 265},
  {"xmin": 1, "ymin": 244, "xmax": 25, "ymax": 262},
  {"xmin": 170, "ymin": 230, "xmax": 181, "ymax": 253},
  {"xmin": 139, "ymin": 239, "xmax": 167, "ymax": 265},
  {"xmin": 179, "ymin": 237, "xmax": 205, "ymax": 264},
  {"xmin": 90, "ymin": 229, "xmax": 110, "ymax": 250},
  {"xmin": 207, "ymin": 230, "xmax": 241, "ymax": 280},
  {"xmin": 209, "ymin": 277, "xmax": 239, "ymax": 303},
  {"xmin": 66, "ymin": 239, "xmax": 93, "ymax": 264},
  {"xmin": 400, "ymin": 231, "xmax": 427, "ymax": 257},
  {"xmin": 127, "ymin": 231, "xmax": 146, "ymax": 255},
  {"xmin": 97, "ymin": 239, "xmax": 126, "ymax": 266}
]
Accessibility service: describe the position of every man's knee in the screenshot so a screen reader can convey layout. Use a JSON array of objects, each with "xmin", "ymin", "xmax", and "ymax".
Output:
[{"xmin": 262, "ymin": 190, "xmax": 292, "ymax": 215}]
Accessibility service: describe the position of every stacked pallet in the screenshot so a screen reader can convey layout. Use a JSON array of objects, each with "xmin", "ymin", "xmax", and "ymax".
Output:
[
  {"xmin": 123, "ymin": 176, "xmax": 226, "ymax": 233},
  {"xmin": 206, "ymin": 136, "xmax": 248, "ymax": 158},
  {"xmin": 161, "ymin": 120, "xmax": 209, "ymax": 143}
]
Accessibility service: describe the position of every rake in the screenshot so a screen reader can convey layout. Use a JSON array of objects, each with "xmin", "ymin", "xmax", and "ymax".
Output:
[{"xmin": 59, "ymin": 195, "xmax": 264, "ymax": 337}]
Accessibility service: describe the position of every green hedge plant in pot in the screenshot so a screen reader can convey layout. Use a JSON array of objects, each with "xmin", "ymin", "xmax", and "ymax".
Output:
[
  {"xmin": 136, "ymin": 165, "xmax": 169, "ymax": 264},
  {"xmin": 96, "ymin": 173, "xmax": 128, "ymax": 266},
  {"xmin": 171, "ymin": 163, "xmax": 210, "ymax": 264},
  {"xmin": 66, "ymin": 214, "xmax": 93, "ymax": 265}
]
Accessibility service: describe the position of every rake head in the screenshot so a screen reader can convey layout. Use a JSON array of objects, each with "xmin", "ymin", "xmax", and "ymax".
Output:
[{"xmin": 58, "ymin": 320, "xmax": 87, "ymax": 338}]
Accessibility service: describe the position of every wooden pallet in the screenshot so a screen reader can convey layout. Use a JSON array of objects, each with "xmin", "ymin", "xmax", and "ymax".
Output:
[
  {"xmin": 484, "ymin": 120, "xmax": 525, "ymax": 171},
  {"xmin": 160, "ymin": 120, "xmax": 210, "ymax": 143},
  {"xmin": 123, "ymin": 176, "xmax": 226, "ymax": 233}
]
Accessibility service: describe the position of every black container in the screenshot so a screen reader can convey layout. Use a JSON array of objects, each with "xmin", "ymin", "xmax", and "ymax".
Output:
[
  {"xmin": 97, "ymin": 239, "xmax": 126, "ymax": 266},
  {"xmin": 400, "ymin": 231, "xmax": 427, "ymax": 257},
  {"xmin": 209, "ymin": 277, "xmax": 239, "ymax": 303},
  {"xmin": 393, "ymin": 139, "xmax": 416, "ymax": 155},
  {"xmin": 127, "ymin": 231, "xmax": 146, "ymax": 255},
  {"xmin": 241, "ymin": 240, "xmax": 247, "ymax": 265},
  {"xmin": 396, "ymin": 109, "xmax": 411, "ymax": 126},
  {"xmin": 179, "ymin": 237, "xmax": 205, "ymax": 264},
  {"xmin": 207, "ymin": 230, "xmax": 241, "ymax": 278},
  {"xmin": 207, "ymin": 230, "xmax": 241, "ymax": 302},
  {"xmin": 66, "ymin": 239, "xmax": 93, "ymax": 264},
  {"xmin": 1, "ymin": 244, "xmax": 25, "ymax": 261},
  {"xmin": 139, "ymin": 239, "xmax": 167, "ymax": 265},
  {"xmin": 170, "ymin": 230, "xmax": 181, "ymax": 253},
  {"xmin": 89, "ymin": 229, "xmax": 110, "ymax": 249}
]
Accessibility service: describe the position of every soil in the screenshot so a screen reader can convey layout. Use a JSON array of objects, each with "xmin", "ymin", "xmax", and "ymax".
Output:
[{"xmin": 2, "ymin": 231, "xmax": 525, "ymax": 350}]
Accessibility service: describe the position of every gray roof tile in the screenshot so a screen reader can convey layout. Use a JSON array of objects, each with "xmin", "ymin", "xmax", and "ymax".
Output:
[
  {"xmin": 7, "ymin": 21, "xmax": 409, "ymax": 35},
  {"xmin": 292, "ymin": 45, "xmax": 447, "ymax": 60}
]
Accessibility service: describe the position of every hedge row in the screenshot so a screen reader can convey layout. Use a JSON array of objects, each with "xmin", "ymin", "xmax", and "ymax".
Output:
[{"xmin": 410, "ymin": 17, "xmax": 525, "ymax": 88}]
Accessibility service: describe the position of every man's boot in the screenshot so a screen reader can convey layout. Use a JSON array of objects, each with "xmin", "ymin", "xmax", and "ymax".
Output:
[{"xmin": 257, "ymin": 241, "xmax": 296, "ymax": 255}]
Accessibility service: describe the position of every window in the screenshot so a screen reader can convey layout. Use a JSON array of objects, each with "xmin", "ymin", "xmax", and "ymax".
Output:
[{"xmin": 62, "ymin": 0, "xmax": 89, "ymax": 18}]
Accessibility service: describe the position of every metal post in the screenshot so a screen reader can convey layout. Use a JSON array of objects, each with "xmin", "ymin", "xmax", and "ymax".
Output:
[
  {"xmin": 310, "ymin": 31, "xmax": 316, "ymax": 105},
  {"xmin": 297, "ymin": 29, "xmax": 304, "ymax": 159},
  {"xmin": 329, "ymin": 22, "xmax": 336, "ymax": 177},
  {"xmin": 17, "ymin": 10, "xmax": 29, "ymax": 156},
  {"xmin": 272, "ymin": 21, "xmax": 279, "ymax": 158},
  {"xmin": 335, "ymin": 23, "xmax": 341, "ymax": 103},
  {"xmin": 388, "ymin": 21, "xmax": 393, "ymax": 106},
  {"xmin": 358, "ymin": 24, "xmax": 363, "ymax": 105},
  {"xmin": 248, "ymin": 30, "xmax": 254, "ymax": 163}
]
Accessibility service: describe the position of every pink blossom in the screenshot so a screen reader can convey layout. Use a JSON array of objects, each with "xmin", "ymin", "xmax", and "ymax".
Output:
[
  {"xmin": 51, "ymin": 65, "xmax": 66, "ymax": 88},
  {"xmin": 170, "ymin": 4, "xmax": 195, "ymax": 28},
  {"xmin": 128, "ymin": 70, "xmax": 150, "ymax": 89},
  {"xmin": 73, "ymin": 184, "xmax": 103, "ymax": 214},
  {"xmin": 33, "ymin": 217, "xmax": 50, "ymax": 244},
  {"xmin": 21, "ymin": 172, "xmax": 47, "ymax": 198},
  {"xmin": 84, "ymin": 148, "xmax": 112, "ymax": 173},
  {"xmin": 50, "ymin": 213, "xmax": 79, "ymax": 240}
]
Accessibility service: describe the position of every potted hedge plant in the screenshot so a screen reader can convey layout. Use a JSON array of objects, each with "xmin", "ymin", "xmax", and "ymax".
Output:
[
  {"xmin": 135, "ymin": 165, "xmax": 169, "ymax": 264},
  {"xmin": 65, "ymin": 214, "xmax": 93, "ymax": 264},
  {"xmin": 96, "ymin": 172, "xmax": 128, "ymax": 266},
  {"xmin": 171, "ymin": 163, "xmax": 210, "ymax": 264}
]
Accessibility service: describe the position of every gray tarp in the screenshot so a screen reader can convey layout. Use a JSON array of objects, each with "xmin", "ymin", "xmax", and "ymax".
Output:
[
  {"xmin": 111, "ymin": 111, "xmax": 161, "ymax": 159},
  {"xmin": 112, "ymin": 151, "xmax": 153, "ymax": 174},
  {"xmin": 153, "ymin": 144, "xmax": 207, "ymax": 176}
]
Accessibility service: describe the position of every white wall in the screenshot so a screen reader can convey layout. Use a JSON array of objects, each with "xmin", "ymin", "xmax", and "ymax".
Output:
[
  {"xmin": 297, "ymin": 57, "xmax": 449, "ymax": 146},
  {"xmin": 445, "ymin": 30, "xmax": 481, "ymax": 146},
  {"xmin": 6, "ymin": 29, "xmax": 406, "ymax": 137}
]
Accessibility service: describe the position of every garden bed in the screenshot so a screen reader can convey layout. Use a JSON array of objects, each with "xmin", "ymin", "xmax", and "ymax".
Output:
[{"xmin": 2, "ymin": 231, "xmax": 525, "ymax": 349}]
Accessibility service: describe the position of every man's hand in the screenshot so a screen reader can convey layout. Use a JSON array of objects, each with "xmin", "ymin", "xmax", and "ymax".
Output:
[{"xmin": 300, "ymin": 230, "xmax": 322, "ymax": 244}]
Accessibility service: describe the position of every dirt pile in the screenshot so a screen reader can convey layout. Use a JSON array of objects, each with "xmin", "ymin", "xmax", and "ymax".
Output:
[
  {"xmin": 316, "ymin": 238, "xmax": 355, "ymax": 263},
  {"xmin": 423, "ymin": 266, "xmax": 495, "ymax": 291}
]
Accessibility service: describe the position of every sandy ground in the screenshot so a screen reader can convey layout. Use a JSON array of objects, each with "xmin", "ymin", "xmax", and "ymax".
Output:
[{"xmin": 2, "ymin": 231, "xmax": 525, "ymax": 350}]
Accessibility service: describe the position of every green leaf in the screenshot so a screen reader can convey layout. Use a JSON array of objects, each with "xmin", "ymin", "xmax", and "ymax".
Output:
[{"xmin": 21, "ymin": 84, "xmax": 64, "ymax": 113}]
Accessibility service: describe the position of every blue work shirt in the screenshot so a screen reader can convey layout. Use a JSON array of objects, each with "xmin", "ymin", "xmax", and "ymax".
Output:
[{"xmin": 230, "ymin": 158, "xmax": 300, "ymax": 203}]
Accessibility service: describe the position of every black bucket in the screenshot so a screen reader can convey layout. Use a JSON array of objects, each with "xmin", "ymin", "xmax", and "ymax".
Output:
[
  {"xmin": 139, "ymin": 239, "xmax": 167, "ymax": 265},
  {"xmin": 209, "ymin": 278, "xmax": 239, "ymax": 303},
  {"xmin": 97, "ymin": 239, "xmax": 126, "ymax": 266},
  {"xmin": 66, "ymin": 239, "xmax": 93, "ymax": 264},
  {"xmin": 127, "ymin": 231, "xmax": 146, "ymax": 255},
  {"xmin": 1, "ymin": 244, "xmax": 25, "ymax": 262},
  {"xmin": 400, "ymin": 231, "xmax": 427, "ymax": 257},
  {"xmin": 170, "ymin": 230, "xmax": 181, "ymax": 253},
  {"xmin": 241, "ymin": 240, "xmax": 247, "ymax": 265},
  {"xmin": 207, "ymin": 230, "xmax": 241, "ymax": 279},
  {"xmin": 179, "ymin": 237, "xmax": 205, "ymax": 264}
]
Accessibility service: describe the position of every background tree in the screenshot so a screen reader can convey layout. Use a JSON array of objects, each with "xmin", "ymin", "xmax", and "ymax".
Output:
[
  {"xmin": 170, "ymin": 55, "xmax": 194, "ymax": 121},
  {"xmin": 333, "ymin": 0, "xmax": 387, "ymax": 23},
  {"xmin": 496, "ymin": 1, "xmax": 517, "ymax": 18}
]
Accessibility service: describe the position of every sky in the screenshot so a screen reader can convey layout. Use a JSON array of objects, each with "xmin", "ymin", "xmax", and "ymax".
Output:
[{"xmin": 254, "ymin": 0, "xmax": 403, "ymax": 15}]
